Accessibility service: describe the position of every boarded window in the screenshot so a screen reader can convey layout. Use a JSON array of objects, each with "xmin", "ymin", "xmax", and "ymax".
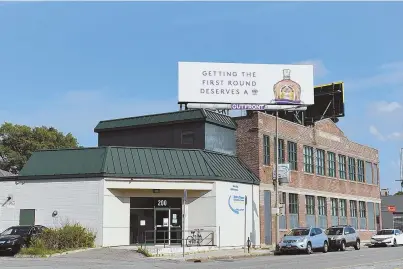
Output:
[{"xmin": 19, "ymin": 209, "xmax": 35, "ymax": 226}]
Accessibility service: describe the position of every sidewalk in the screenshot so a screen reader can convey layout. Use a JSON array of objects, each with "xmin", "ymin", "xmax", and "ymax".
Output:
[{"xmin": 151, "ymin": 247, "xmax": 274, "ymax": 262}]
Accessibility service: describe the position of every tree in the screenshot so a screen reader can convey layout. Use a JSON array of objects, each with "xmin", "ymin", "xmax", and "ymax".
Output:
[
  {"xmin": 0, "ymin": 122, "xmax": 79, "ymax": 173},
  {"xmin": 395, "ymin": 191, "xmax": 403, "ymax": 196}
]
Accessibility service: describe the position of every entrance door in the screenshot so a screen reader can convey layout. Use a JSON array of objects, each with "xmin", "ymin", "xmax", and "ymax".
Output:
[{"xmin": 155, "ymin": 209, "xmax": 170, "ymax": 244}]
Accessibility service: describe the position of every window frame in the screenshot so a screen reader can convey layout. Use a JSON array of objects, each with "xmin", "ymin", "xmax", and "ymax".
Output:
[
  {"xmin": 359, "ymin": 201, "xmax": 367, "ymax": 218},
  {"xmin": 318, "ymin": 197, "xmax": 327, "ymax": 216},
  {"xmin": 316, "ymin": 149, "xmax": 325, "ymax": 176},
  {"xmin": 331, "ymin": 198, "xmax": 338, "ymax": 217},
  {"xmin": 338, "ymin": 155, "xmax": 347, "ymax": 179},
  {"xmin": 275, "ymin": 138, "xmax": 285, "ymax": 164},
  {"xmin": 357, "ymin": 159, "xmax": 365, "ymax": 182},
  {"xmin": 306, "ymin": 195, "xmax": 315, "ymax": 215},
  {"xmin": 350, "ymin": 200, "xmax": 358, "ymax": 218},
  {"xmin": 339, "ymin": 199, "xmax": 347, "ymax": 217},
  {"xmin": 328, "ymin": 151, "xmax": 336, "ymax": 177},
  {"xmin": 263, "ymin": 135, "xmax": 270, "ymax": 165},
  {"xmin": 303, "ymin": 146, "xmax": 314, "ymax": 174},
  {"xmin": 287, "ymin": 141, "xmax": 298, "ymax": 171},
  {"xmin": 289, "ymin": 193, "xmax": 299, "ymax": 214},
  {"xmin": 348, "ymin": 157, "xmax": 356, "ymax": 181}
]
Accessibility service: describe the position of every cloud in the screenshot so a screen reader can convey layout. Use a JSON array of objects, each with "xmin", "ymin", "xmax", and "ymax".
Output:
[
  {"xmin": 369, "ymin": 125, "xmax": 385, "ymax": 141},
  {"xmin": 294, "ymin": 59, "xmax": 329, "ymax": 78},
  {"xmin": 347, "ymin": 61, "xmax": 403, "ymax": 91},
  {"xmin": 387, "ymin": 132, "xmax": 403, "ymax": 141},
  {"xmin": 373, "ymin": 101, "xmax": 402, "ymax": 113},
  {"xmin": 0, "ymin": 90, "xmax": 178, "ymax": 147}
]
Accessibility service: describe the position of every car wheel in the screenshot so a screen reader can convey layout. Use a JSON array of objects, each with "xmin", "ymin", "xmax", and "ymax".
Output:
[
  {"xmin": 340, "ymin": 241, "xmax": 346, "ymax": 251},
  {"xmin": 354, "ymin": 240, "xmax": 361, "ymax": 250},
  {"xmin": 393, "ymin": 239, "xmax": 397, "ymax": 247},
  {"xmin": 322, "ymin": 241, "xmax": 328, "ymax": 253},
  {"xmin": 306, "ymin": 242, "xmax": 313, "ymax": 254}
]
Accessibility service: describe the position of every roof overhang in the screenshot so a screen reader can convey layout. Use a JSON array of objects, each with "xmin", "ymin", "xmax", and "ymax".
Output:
[{"xmin": 105, "ymin": 178, "xmax": 214, "ymax": 191}]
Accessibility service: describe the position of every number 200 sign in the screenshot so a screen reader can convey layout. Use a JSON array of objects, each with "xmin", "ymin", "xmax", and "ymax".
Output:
[{"xmin": 157, "ymin": 200, "xmax": 167, "ymax": 207}]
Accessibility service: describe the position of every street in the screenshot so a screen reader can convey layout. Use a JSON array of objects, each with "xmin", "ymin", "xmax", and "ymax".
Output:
[{"xmin": 1, "ymin": 247, "xmax": 403, "ymax": 269}]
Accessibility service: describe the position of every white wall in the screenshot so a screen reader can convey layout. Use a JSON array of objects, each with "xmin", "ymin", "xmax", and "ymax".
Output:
[
  {"xmin": 0, "ymin": 178, "xmax": 104, "ymax": 246},
  {"xmin": 186, "ymin": 189, "xmax": 216, "ymax": 241},
  {"xmin": 102, "ymin": 188, "xmax": 130, "ymax": 247},
  {"xmin": 215, "ymin": 181, "xmax": 260, "ymax": 247}
]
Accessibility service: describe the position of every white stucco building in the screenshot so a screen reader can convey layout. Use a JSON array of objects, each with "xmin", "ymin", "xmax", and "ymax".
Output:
[{"xmin": 0, "ymin": 146, "xmax": 260, "ymax": 248}]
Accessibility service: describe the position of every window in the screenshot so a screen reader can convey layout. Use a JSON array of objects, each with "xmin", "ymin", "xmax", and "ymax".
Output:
[
  {"xmin": 339, "ymin": 199, "xmax": 347, "ymax": 217},
  {"xmin": 359, "ymin": 201, "xmax": 366, "ymax": 218},
  {"xmin": 263, "ymin": 135, "xmax": 270, "ymax": 165},
  {"xmin": 318, "ymin": 197, "xmax": 327, "ymax": 216},
  {"xmin": 350, "ymin": 201, "xmax": 358, "ymax": 217},
  {"xmin": 373, "ymin": 163, "xmax": 379, "ymax": 185},
  {"xmin": 19, "ymin": 209, "xmax": 35, "ymax": 226},
  {"xmin": 287, "ymin": 141, "xmax": 298, "ymax": 170},
  {"xmin": 275, "ymin": 138, "xmax": 285, "ymax": 164},
  {"xmin": 328, "ymin": 152, "xmax": 336, "ymax": 177},
  {"xmin": 348, "ymin": 157, "xmax": 356, "ymax": 181},
  {"xmin": 316, "ymin": 149, "xmax": 325, "ymax": 176},
  {"xmin": 365, "ymin": 162, "xmax": 373, "ymax": 184},
  {"xmin": 303, "ymin": 146, "xmax": 314, "ymax": 173},
  {"xmin": 338, "ymin": 155, "xmax": 347, "ymax": 179},
  {"xmin": 306, "ymin": 195, "xmax": 315, "ymax": 215},
  {"xmin": 289, "ymin": 193, "xmax": 299, "ymax": 214},
  {"xmin": 331, "ymin": 198, "xmax": 338, "ymax": 216},
  {"xmin": 357, "ymin": 160, "xmax": 365, "ymax": 182},
  {"xmin": 181, "ymin": 131, "xmax": 194, "ymax": 145}
]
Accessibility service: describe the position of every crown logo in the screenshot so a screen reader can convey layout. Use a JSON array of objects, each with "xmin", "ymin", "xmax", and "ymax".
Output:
[{"xmin": 252, "ymin": 89, "xmax": 258, "ymax": 95}]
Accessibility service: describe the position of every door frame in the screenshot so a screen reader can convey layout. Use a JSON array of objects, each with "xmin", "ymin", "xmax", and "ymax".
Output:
[{"xmin": 154, "ymin": 208, "xmax": 170, "ymax": 245}]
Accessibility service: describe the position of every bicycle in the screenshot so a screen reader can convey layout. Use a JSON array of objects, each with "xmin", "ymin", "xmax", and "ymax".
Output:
[{"xmin": 186, "ymin": 229, "xmax": 203, "ymax": 247}]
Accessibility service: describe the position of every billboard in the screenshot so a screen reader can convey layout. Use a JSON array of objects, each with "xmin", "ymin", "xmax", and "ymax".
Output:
[{"xmin": 178, "ymin": 62, "xmax": 314, "ymax": 105}]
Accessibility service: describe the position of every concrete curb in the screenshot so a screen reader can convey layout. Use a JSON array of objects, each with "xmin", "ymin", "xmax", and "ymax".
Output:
[
  {"xmin": 15, "ymin": 247, "xmax": 99, "ymax": 258},
  {"xmin": 185, "ymin": 251, "xmax": 274, "ymax": 262}
]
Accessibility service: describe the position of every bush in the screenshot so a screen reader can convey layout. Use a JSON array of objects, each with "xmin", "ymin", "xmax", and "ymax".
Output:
[{"xmin": 20, "ymin": 222, "xmax": 96, "ymax": 256}]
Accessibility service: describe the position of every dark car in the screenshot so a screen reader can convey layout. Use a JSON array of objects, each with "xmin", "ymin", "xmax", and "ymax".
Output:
[{"xmin": 0, "ymin": 225, "xmax": 46, "ymax": 255}]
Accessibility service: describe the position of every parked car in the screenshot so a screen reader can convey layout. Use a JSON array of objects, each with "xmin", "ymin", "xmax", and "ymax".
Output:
[
  {"xmin": 0, "ymin": 225, "xmax": 46, "ymax": 255},
  {"xmin": 325, "ymin": 225, "xmax": 360, "ymax": 251},
  {"xmin": 277, "ymin": 227, "xmax": 329, "ymax": 254},
  {"xmin": 370, "ymin": 229, "xmax": 403, "ymax": 247}
]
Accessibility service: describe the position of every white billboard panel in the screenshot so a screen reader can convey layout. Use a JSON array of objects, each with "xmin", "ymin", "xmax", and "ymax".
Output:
[{"xmin": 178, "ymin": 62, "xmax": 314, "ymax": 105}]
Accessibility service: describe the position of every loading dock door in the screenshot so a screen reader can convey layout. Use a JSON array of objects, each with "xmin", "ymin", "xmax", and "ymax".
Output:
[{"xmin": 264, "ymin": 191, "xmax": 272, "ymax": 245}]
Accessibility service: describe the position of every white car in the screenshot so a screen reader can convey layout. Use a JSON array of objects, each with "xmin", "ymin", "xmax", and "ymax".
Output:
[{"xmin": 370, "ymin": 229, "xmax": 403, "ymax": 247}]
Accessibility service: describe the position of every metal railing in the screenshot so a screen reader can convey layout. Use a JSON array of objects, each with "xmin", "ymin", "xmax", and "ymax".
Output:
[{"xmin": 141, "ymin": 228, "xmax": 215, "ymax": 248}]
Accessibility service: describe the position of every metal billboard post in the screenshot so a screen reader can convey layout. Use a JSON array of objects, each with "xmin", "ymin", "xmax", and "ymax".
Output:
[
  {"xmin": 244, "ymin": 195, "xmax": 247, "ymax": 253},
  {"xmin": 183, "ymin": 189, "xmax": 187, "ymax": 257},
  {"xmin": 275, "ymin": 110, "xmax": 280, "ymax": 247}
]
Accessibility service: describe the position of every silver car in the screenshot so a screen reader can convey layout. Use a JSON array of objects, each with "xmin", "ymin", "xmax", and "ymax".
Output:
[
  {"xmin": 325, "ymin": 225, "xmax": 361, "ymax": 251},
  {"xmin": 277, "ymin": 227, "xmax": 329, "ymax": 254}
]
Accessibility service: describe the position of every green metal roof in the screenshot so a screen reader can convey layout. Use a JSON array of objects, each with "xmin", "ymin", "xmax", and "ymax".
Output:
[
  {"xmin": 14, "ymin": 147, "xmax": 259, "ymax": 185},
  {"xmin": 94, "ymin": 109, "xmax": 237, "ymax": 132}
]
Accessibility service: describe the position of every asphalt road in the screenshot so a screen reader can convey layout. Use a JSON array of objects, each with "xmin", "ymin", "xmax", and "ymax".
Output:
[{"xmin": 1, "ymin": 246, "xmax": 403, "ymax": 269}]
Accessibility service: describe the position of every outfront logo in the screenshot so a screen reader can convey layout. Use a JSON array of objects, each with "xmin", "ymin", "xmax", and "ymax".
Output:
[{"xmin": 228, "ymin": 185, "xmax": 245, "ymax": 214}]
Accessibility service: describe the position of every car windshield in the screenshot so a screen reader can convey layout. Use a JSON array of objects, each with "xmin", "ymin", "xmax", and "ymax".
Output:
[
  {"xmin": 287, "ymin": 229, "xmax": 310, "ymax": 236},
  {"xmin": 326, "ymin": 228, "xmax": 344, "ymax": 235},
  {"xmin": 1, "ymin": 227, "xmax": 31, "ymax": 236},
  {"xmin": 376, "ymin": 230, "xmax": 394, "ymax": 235}
]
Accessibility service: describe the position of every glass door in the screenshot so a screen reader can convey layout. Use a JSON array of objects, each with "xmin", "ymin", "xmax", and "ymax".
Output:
[
  {"xmin": 155, "ymin": 209, "xmax": 170, "ymax": 245},
  {"xmin": 170, "ymin": 209, "xmax": 182, "ymax": 245}
]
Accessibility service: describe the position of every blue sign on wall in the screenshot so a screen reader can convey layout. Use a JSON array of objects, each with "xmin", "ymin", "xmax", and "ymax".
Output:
[{"xmin": 228, "ymin": 185, "xmax": 245, "ymax": 214}]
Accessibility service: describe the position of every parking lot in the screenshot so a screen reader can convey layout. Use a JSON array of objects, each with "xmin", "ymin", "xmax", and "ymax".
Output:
[{"xmin": 1, "ymin": 246, "xmax": 403, "ymax": 269}]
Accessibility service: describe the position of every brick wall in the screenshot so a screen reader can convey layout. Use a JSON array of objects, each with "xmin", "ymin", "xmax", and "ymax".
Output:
[{"xmin": 235, "ymin": 112, "xmax": 381, "ymax": 245}]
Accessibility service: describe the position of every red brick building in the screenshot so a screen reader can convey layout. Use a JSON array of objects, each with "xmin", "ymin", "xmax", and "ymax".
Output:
[{"xmin": 235, "ymin": 111, "xmax": 381, "ymax": 245}]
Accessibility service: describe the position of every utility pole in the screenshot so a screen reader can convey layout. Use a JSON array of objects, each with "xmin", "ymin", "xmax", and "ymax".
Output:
[{"xmin": 274, "ymin": 110, "xmax": 280, "ymax": 246}]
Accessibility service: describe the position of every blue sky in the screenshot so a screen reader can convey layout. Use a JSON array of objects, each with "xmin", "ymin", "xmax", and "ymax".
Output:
[{"xmin": 1, "ymin": 2, "xmax": 403, "ymax": 192}]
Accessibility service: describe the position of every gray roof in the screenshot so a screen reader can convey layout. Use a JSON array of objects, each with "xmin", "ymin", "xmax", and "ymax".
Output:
[{"xmin": 94, "ymin": 109, "xmax": 237, "ymax": 132}]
